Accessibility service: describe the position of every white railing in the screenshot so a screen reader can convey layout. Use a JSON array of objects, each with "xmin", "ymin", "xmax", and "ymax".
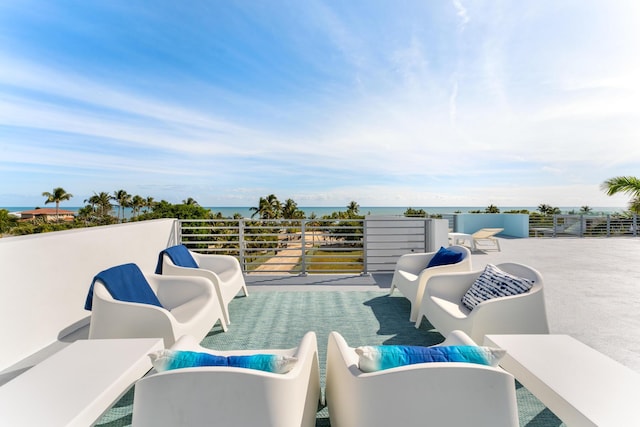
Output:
[
  {"xmin": 529, "ymin": 214, "xmax": 638, "ymax": 238},
  {"xmin": 179, "ymin": 218, "xmax": 363, "ymax": 274},
  {"xmin": 178, "ymin": 218, "xmax": 446, "ymax": 274}
]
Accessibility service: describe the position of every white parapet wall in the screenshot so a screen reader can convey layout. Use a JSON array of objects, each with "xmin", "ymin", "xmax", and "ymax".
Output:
[{"xmin": 0, "ymin": 219, "xmax": 177, "ymax": 373}]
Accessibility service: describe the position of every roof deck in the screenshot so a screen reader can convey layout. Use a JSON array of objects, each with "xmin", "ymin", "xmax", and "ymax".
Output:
[{"xmin": 1, "ymin": 221, "xmax": 638, "ymax": 426}]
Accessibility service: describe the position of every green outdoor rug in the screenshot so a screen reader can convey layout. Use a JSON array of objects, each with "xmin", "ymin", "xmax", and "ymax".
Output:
[{"xmin": 96, "ymin": 290, "xmax": 564, "ymax": 427}]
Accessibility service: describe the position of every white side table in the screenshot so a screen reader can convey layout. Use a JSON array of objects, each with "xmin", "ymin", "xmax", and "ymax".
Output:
[
  {"xmin": 484, "ymin": 334, "xmax": 640, "ymax": 427},
  {"xmin": 0, "ymin": 338, "xmax": 163, "ymax": 427}
]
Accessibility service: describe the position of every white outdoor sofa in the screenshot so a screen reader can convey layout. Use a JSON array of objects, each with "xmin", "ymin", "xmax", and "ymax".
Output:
[
  {"xmin": 416, "ymin": 262, "xmax": 549, "ymax": 343},
  {"xmin": 89, "ymin": 272, "xmax": 227, "ymax": 347},
  {"xmin": 160, "ymin": 248, "xmax": 248, "ymax": 327},
  {"xmin": 389, "ymin": 245, "xmax": 472, "ymax": 322},
  {"xmin": 325, "ymin": 330, "xmax": 519, "ymax": 427},
  {"xmin": 132, "ymin": 331, "xmax": 321, "ymax": 427}
]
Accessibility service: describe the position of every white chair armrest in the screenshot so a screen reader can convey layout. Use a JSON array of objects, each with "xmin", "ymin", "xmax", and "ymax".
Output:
[
  {"xmin": 191, "ymin": 252, "xmax": 242, "ymax": 272},
  {"xmin": 149, "ymin": 275, "xmax": 215, "ymax": 310},
  {"xmin": 467, "ymin": 290, "xmax": 550, "ymax": 337},
  {"xmin": 427, "ymin": 270, "xmax": 483, "ymax": 300},
  {"xmin": 394, "ymin": 252, "xmax": 435, "ymax": 275},
  {"xmin": 438, "ymin": 330, "xmax": 479, "ymax": 346},
  {"xmin": 162, "ymin": 260, "xmax": 222, "ymax": 285},
  {"xmin": 89, "ymin": 283, "xmax": 176, "ymax": 344}
]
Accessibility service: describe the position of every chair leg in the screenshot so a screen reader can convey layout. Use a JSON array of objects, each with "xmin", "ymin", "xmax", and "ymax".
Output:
[
  {"xmin": 222, "ymin": 304, "xmax": 231, "ymax": 327},
  {"xmin": 242, "ymin": 284, "xmax": 249, "ymax": 297},
  {"xmin": 389, "ymin": 283, "xmax": 396, "ymax": 295},
  {"xmin": 219, "ymin": 317, "xmax": 228, "ymax": 332},
  {"xmin": 409, "ymin": 304, "xmax": 418, "ymax": 322},
  {"xmin": 415, "ymin": 311, "xmax": 424, "ymax": 329}
]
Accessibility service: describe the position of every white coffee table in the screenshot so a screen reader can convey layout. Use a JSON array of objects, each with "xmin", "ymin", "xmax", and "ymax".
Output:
[
  {"xmin": 484, "ymin": 334, "xmax": 640, "ymax": 427},
  {"xmin": 0, "ymin": 338, "xmax": 163, "ymax": 427}
]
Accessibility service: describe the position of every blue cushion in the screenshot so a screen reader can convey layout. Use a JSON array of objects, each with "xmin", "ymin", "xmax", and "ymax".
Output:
[
  {"xmin": 461, "ymin": 264, "xmax": 534, "ymax": 311},
  {"xmin": 149, "ymin": 349, "xmax": 298, "ymax": 374},
  {"xmin": 355, "ymin": 345, "xmax": 505, "ymax": 372},
  {"xmin": 84, "ymin": 263, "xmax": 162, "ymax": 310},
  {"xmin": 155, "ymin": 244, "xmax": 199, "ymax": 274},
  {"xmin": 426, "ymin": 246, "xmax": 464, "ymax": 268}
]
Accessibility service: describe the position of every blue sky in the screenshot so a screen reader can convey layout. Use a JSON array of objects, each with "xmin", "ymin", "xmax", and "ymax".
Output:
[{"xmin": 1, "ymin": 0, "xmax": 638, "ymax": 208}]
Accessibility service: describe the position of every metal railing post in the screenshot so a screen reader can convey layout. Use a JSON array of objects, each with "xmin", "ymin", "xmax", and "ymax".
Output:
[
  {"xmin": 239, "ymin": 219, "xmax": 246, "ymax": 273},
  {"xmin": 423, "ymin": 218, "xmax": 429, "ymax": 252},
  {"xmin": 362, "ymin": 218, "xmax": 368, "ymax": 275},
  {"xmin": 300, "ymin": 220, "xmax": 307, "ymax": 276}
]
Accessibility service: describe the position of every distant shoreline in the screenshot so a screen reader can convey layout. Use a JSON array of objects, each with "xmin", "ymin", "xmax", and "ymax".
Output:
[{"xmin": 2, "ymin": 205, "xmax": 627, "ymax": 219}]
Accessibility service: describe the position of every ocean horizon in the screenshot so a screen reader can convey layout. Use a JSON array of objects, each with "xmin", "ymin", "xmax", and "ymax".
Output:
[{"xmin": 3, "ymin": 205, "xmax": 626, "ymax": 219}]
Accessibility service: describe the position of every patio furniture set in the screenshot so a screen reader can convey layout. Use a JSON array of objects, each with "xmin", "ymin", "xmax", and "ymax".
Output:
[
  {"xmin": 21, "ymin": 242, "xmax": 637, "ymax": 426},
  {"xmin": 80, "ymin": 244, "xmax": 526, "ymax": 426}
]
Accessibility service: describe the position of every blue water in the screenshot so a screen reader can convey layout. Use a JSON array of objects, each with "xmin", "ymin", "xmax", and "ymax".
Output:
[{"xmin": 3, "ymin": 205, "xmax": 625, "ymax": 219}]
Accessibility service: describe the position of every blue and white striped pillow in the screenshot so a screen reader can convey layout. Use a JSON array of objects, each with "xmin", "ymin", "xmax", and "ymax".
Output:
[
  {"xmin": 355, "ymin": 345, "xmax": 505, "ymax": 372},
  {"xmin": 461, "ymin": 264, "xmax": 534, "ymax": 311},
  {"xmin": 149, "ymin": 349, "xmax": 297, "ymax": 374}
]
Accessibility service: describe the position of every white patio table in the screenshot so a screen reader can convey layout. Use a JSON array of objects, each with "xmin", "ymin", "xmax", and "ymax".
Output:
[
  {"xmin": 484, "ymin": 334, "xmax": 640, "ymax": 427},
  {"xmin": 0, "ymin": 338, "xmax": 162, "ymax": 427}
]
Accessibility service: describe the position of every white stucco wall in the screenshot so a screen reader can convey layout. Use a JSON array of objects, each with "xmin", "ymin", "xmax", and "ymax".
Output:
[
  {"xmin": 0, "ymin": 219, "xmax": 177, "ymax": 372},
  {"xmin": 455, "ymin": 213, "xmax": 529, "ymax": 237}
]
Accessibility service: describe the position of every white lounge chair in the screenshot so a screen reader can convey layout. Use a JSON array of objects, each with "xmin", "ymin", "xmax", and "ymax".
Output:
[
  {"xmin": 389, "ymin": 245, "xmax": 472, "ymax": 322},
  {"xmin": 159, "ymin": 246, "xmax": 248, "ymax": 327},
  {"xmin": 132, "ymin": 332, "xmax": 321, "ymax": 427},
  {"xmin": 325, "ymin": 330, "xmax": 519, "ymax": 427},
  {"xmin": 416, "ymin": 262, "xmax": 549, "ymax": 343},
  {"xmin": 87, "ymin": 264, "xmax": 227, "ymax": 347},
  {"xmin": 472, "ymin": 228, "xmax": 503, "ymax": 251}
]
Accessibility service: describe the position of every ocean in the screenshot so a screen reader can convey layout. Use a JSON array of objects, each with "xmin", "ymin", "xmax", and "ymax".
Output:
[{"xmin": 3, "ymin": 206, "xmax": 626, "ymax": 219}]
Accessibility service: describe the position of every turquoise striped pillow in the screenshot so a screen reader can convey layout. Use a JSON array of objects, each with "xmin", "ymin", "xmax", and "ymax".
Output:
[
  {"xmin": 149, "ymin": 349, "xmax": 297, "ymax": 374},
  {"xmin": 355, "ymin": 345, "xmax": 505, "ymax": 373}
]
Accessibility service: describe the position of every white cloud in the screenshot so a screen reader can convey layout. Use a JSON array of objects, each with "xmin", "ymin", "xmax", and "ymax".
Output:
[
  {"xmin": 1, "ymin": 1, "xmax": 639, "ymax": 208},
  {"xmin": 452, "ymin": 0, "xmax": 470, "ymax": 31}
]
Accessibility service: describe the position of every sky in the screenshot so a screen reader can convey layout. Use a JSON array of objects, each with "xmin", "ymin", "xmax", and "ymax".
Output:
[{"xmin": 1, "ymin": 0, "xmax": 639, "ymax": 209}]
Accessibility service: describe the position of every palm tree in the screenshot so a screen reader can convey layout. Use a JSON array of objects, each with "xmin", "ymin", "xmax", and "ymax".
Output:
[
  {"xmin": 601, "ymin": 176, "xmax": 640, "ymax": 214},
  {"xmin": 347, "ymin": 201, "xmax": 360, "ymax": 215},
  {"xmin": 250, "ymin": 198, "xmax": 265, "ymax": 218},
  {"xmin": 112, "ymin": 190, "xmax": 131, "ymax": 222},
  {"xmin": 580, "ymin": 206, "xmax": 592, "ymax": 214},
  {"xmin": 131, "ymin": 195, "xmax": 145, "ymax": 218},
  {"xmin": 266, "ymin": 194, "xmax": 281, "ymax": 218},
  {"xmin": 42, "ymin": 187, "xmax": 73, "ymax": 222},
  {"xmin": 537, "ymin": 204, "xmax": 553, "ymax": 215},
  {"xmin": 485, "ymin": 204, "xmax": 500, "ymax": 213},
  {"xmin": 282, "ymin": 198, "xmax": 304, "ymax": 219},
  {"xmin": 182, "ymin": 197, "xmax": 199, "ymax": 206},
  {"xmin": 86, "ymin": 192, "xmax": 113, "ymax": 218},
  {"xmin": 250, "ymin": 194, "xmax": 281, "ymax": 219},
  {"xmin": 144, "ymin": 196, "xmax": 156, "ymax": 213}
]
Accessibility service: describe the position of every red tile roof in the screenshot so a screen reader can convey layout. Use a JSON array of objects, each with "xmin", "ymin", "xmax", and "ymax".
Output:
[{"xmin": 21, "ymin": 208, "xmax": 75, "ymax": 215}]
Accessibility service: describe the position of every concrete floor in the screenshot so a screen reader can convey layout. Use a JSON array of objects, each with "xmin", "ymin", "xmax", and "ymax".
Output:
[{"xmin": 246, "ymin": 237, "xmax": 640, "ymax": 372}]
